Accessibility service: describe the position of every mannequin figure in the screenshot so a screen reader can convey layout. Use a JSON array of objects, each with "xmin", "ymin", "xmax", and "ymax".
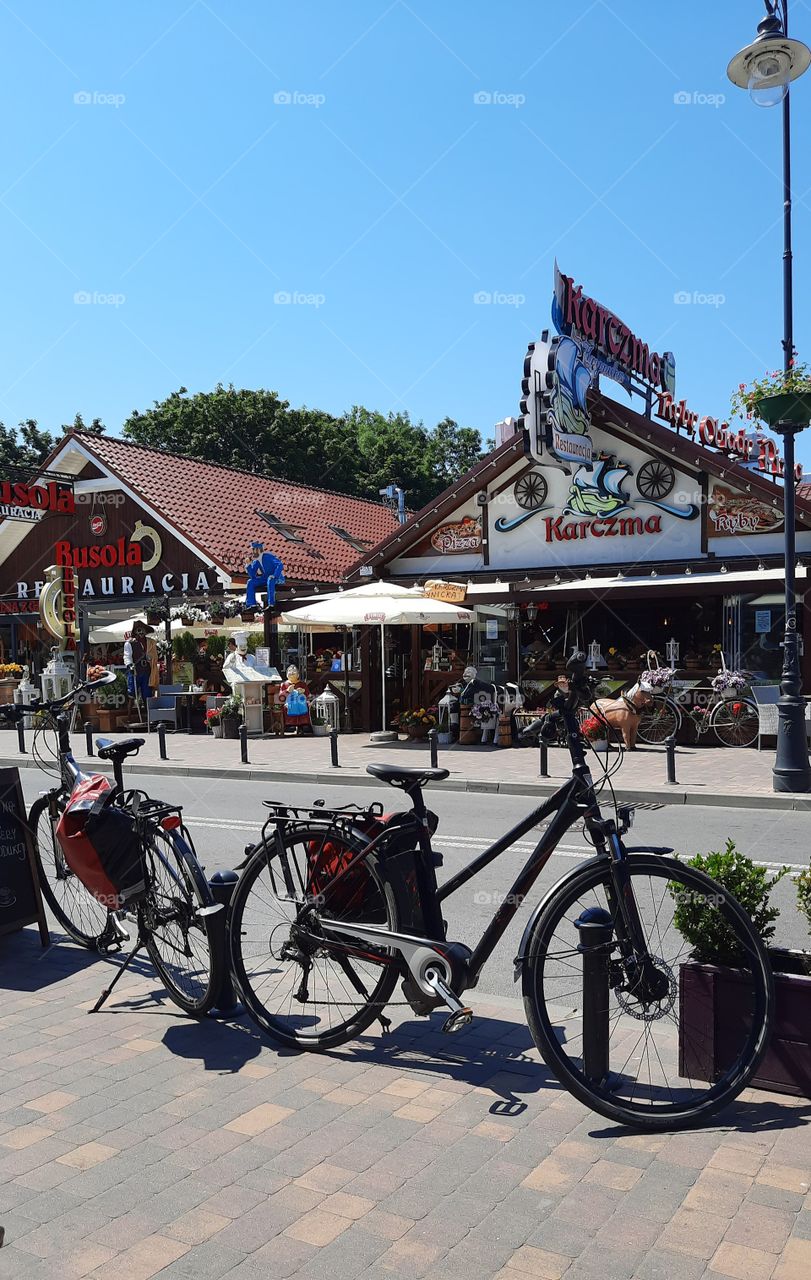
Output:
[{"xmin": 279, "ymin": 664, "xmax": 310, "ymax": 732}]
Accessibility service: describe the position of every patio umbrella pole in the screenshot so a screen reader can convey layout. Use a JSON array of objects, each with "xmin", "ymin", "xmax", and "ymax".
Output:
[{"xmin": 380, "ymin": 622, "xmax": 386, "ymax": 733}]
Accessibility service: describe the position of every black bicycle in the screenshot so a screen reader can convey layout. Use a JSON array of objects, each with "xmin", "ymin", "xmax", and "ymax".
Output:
[
  {"xmin": 228, "ymin": 654, "xmax": 774, "ymax": 1129},
  {"xmin": 1, "ymin": 680, "xmax": 225, "ymax": 1015}
]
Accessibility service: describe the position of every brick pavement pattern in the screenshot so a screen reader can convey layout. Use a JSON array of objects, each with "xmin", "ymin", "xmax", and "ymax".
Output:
[{"xmin": 0, "ymin": 927, "xmax": 809, "ymax": 1279}]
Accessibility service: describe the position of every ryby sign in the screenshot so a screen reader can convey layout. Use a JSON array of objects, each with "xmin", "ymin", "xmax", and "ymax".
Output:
[{"xmin": 656, "ymin": 392, "xmax": 803, "ymax": 482}]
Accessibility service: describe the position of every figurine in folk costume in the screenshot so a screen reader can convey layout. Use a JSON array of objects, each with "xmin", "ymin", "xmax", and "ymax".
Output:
[{"xmin": 279, "ymin": 664, "xmax": 310, "ymax": 732}]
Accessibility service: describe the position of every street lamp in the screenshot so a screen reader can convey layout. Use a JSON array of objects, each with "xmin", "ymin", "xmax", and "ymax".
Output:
[{"xmin": 728, "ymin": 1, "xmax": 811, "ymax": 793}]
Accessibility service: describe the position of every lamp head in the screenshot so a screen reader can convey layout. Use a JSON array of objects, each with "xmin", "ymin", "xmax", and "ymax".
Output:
[{"xmin": 727, "ymin": 9, "xmax": 811, "ymax": 106}]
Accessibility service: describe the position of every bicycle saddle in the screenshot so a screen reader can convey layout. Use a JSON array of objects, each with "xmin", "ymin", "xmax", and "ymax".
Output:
[
  {"xmin": 366, "ymin": 763, "xmax": 449, "ymax": 789},
  {"xmin": 95, "ymin": 737, "xmax": 145, "ymax": 762}
]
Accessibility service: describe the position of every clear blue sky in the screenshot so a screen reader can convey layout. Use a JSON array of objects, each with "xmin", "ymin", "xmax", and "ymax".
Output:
[{"xmin": 3, "ymin": 1, "xmax": 811, "ymax": 464}]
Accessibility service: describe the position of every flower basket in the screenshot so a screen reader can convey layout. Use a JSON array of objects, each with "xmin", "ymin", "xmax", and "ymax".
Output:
[
  {"xmin": 146, "ymin": 610, "xmax": 162, "ymax": 626},
  {"xmin": 754, "ymin": 390, "xmax": 811, "ymax": 429},
  {"xmin": 406, "ymin": 725, "xmax": 430, "ymax": 740},
  {"xmin": 240, "ymin": 609, "xmax": 256, "ymax": 622},
  {"xmin": 209, "ymin": 723, "xmax": 223, "ymax": 738}
]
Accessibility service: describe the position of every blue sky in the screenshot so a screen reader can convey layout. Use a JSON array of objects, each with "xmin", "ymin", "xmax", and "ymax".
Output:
[{"xmin": 3, "ymin": 1, "xmax": 811, "ymax": 465}]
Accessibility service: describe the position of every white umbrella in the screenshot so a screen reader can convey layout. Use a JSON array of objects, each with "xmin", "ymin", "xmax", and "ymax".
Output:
[
  {"xmin": 280, "ymin": 582, "xmax": 475, "ymax": 733},
  {"xmin": 88, "ymin": 614, "xmax": 186, "ymax": 643}
]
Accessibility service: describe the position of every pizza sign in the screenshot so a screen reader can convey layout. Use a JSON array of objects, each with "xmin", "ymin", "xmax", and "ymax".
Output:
[{"xmin": 430, "ymin": 516, "xmax": 482, "ymax": 555}]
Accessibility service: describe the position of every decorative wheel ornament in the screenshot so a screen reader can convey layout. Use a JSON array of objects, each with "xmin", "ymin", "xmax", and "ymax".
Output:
[
  {"xmin": 514, "ymin": 471, "xmax": 548, "ymax": 511},
  {"xmin": 637, "ymin": 460, "xmax": 675, "ymax": 501}
]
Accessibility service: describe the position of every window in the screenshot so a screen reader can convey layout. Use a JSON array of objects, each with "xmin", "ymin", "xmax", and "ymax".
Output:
[
  {"xmin": 255, "ymin": 511, "xmax": 305, "ymax": 543},
  {"xmin": 329, "ymin": 525, "xmax": 374, "ymax": 554}
]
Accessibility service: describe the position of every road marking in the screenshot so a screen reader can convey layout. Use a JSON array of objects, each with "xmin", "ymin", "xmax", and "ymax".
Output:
[{"xmin": 184, "ymin": 817, "xmax": 801, "ymax": 871}]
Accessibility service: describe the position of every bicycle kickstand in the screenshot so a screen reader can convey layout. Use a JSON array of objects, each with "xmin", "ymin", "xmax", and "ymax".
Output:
[{"xmin": 89, "ymin": 932, "xmax": 147, "ymax": 1014}]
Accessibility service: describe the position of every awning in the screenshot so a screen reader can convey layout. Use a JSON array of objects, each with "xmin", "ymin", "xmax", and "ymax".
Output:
[{"xmin": 525, "ymin": 566, "xmax": 800, "ymax": 596}]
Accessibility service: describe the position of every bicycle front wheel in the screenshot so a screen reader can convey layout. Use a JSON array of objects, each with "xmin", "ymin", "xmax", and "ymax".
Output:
[
  {"xmin": 711, "ymin": 699, "xmax": 759, "ymax": 747},
  {"xmin": 523, "ymin": 854, "xmax": 773, "ymax": 1129},
  {"xmin": 637, "ymin": 697, "xmax": 680, "ymax": 745},
  {"xmin": 229, "ymin": 827, "xmax": 399, "ymax": 1050},
  {"xmin": 29, "ymin": 794, "xmax": 109, "ymax": 947},
  {"xmin": 140, "ymin": 829, "xmax": 225, "ymax": 1016}
]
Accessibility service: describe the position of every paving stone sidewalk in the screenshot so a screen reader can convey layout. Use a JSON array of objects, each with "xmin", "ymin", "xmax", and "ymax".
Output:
[
  {"xmin": 1, "ymin": 927, "xmax": 809, "ymax": 1280},
  {"xmin": 2, "ymin": 730, "xmax": 809, "ymax": 809}
]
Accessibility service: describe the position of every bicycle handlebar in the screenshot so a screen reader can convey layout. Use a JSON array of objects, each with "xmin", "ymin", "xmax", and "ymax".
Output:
[
  {"xmin": 518, "ymin": 652, "xmax": 597, "ymax": 746},
  {"xmin": 0, "ymin": 672, "xmax": 117, "ymax": 723}
]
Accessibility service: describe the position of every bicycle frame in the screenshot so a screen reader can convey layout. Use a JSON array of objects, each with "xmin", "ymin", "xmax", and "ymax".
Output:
[{"xmin": 316, "ymin": 708, "xmax": 655, "ymax": 1004}]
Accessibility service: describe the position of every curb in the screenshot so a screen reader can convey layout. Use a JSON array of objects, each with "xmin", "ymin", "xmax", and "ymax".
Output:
[{"xmin": 4, "ymin": 754, "xmax": 811, "ymax": 811}]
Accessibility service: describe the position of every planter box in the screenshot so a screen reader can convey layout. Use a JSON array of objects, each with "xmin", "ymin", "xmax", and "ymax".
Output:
[
  {"xmin": 0, "ymin": 681, "xmax": 18, "ymax": 706},
  {"xmin": 680, "ymin": 949, "xmax": 811, "ymax": 1098},
  {"xmin": 755, "ymin": 390, "xmax": 811, "ymax": 428},
  {"xmin": 311, "ymin": 724, "xmax": 330, "ymax": 737},
  {"xmin": 222, "ymin": 715, "xmax": 241, "ymax": 740}
]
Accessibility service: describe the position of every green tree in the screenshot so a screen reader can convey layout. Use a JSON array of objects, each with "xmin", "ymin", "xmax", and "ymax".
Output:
[
  {"xmin": 64, "ymin": 412, "xmax": 105, "ymax": 435},
  {"xmin": 0, "ymin": 420, "xmax": 54, "ymax": 472},
  {"xmin": 123, "ymin": 385, "xmax": 485, "ymax": 506}
]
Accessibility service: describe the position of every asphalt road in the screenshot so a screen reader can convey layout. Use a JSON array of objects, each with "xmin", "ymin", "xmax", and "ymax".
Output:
[{"xmin": 22, "ymin": 770, "xmax": 809, "ymax": 999}]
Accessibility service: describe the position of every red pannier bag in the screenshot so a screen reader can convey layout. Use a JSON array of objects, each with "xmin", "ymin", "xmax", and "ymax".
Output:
[{"xmin": 55, "ymin": 775, "xmax": 147, "ymax": 910}]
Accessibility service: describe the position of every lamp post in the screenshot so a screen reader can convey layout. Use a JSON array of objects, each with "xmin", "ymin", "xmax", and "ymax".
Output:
[{"xmin": 728, "ymin": 1, "xmax": 811, "ymax": 793}]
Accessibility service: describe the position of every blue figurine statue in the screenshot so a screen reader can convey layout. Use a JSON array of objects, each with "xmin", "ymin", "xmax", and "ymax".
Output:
[{"xmin": 244, "ymin": 543, "xmax": 285, "ymax": 610}]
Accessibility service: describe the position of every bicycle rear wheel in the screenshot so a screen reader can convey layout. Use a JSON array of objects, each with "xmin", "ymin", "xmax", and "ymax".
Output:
[
  {"xmin": 29, "ymin": 794, "xmax": 109, "ymax": 947},
  {"xmin": 140, "ymin": 829, "xmax": 225, "ymax": 1016},
  {"xmin": 523, "ymin": 854, "xmax": 773, "ymax": 1129},
  {"xmin": 711, "ymin": 699, "xmax": 759, "ymax": 747},
  {"xmin": 637, "ymin": 697, "xmax": 680, "ymax": 745},
  {"xmin": 229, "ymin": 826, "xmax": 399, "ymax": 1049}
]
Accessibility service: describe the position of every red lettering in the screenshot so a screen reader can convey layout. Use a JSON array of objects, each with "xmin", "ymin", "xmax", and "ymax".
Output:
[{"xmin": 54, "ymin": 541, "xmax": 72, "ymax": 566}]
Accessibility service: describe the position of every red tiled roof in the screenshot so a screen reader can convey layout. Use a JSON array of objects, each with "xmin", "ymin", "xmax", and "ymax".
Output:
[
  {"xmin": 797, "ymin": 482, "xmax": 811, "ymax": 503},
  {"xmin": 55, "ymin": 432, "xmax": 399, "ymax": 585}
]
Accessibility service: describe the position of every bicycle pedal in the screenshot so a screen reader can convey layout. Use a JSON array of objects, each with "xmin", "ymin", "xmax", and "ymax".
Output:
[{"xmin": 442, "ymin": 1007, "xmax": 473, "ymax": 1034}]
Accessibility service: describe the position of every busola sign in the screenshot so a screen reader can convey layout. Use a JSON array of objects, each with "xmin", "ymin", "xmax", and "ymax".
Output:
[{"xmin": 0, "ymin": 470, "xmax": 75, "ymax": 523}]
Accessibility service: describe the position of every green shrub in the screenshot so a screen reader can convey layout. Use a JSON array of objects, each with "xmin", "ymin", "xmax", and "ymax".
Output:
[
  {"xmin": 670, "ymin": 839, "xmax": 789, "ymax": 965},
  {"xmin": 797, "ymin": 868, "xmax": 811, "ymax": 938}
]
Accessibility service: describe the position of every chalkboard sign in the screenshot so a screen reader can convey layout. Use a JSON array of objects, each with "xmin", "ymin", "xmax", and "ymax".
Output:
[{"xmin": 0, "ymin": 768, "xmax": 49, "ymax": 944}]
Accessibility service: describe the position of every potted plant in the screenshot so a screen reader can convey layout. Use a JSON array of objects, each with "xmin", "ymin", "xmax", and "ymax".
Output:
[
  {"xmin": 145, "ymin": 598, "xmax": 170, "ymax": 626},
  {"xmin": 470, "ymin": 699, "xmax": 499, "ymax": 743},
  {"xmin": 310, "ymin": 711, "xmax": 330, "ymax": 738},
  {"xmin": 93, "ymin": 671, "xmax": 129, "ymax": 732},
  {"xmin": 239, "ymin": 597, "xmax": 257, "ymax": 622},
  {"xmin": 0, "ymin": 663, "xmax": 23, "ymax": 705},
  {"xmin": 579, "ymin": 713, "xmax": 609, "ymax": 752},
  {"xmin": 205, "ymin": 707, "xmax": 223, "ymax": 738},
  {"xmin": 731, "ymin": 360, "xmax": 811, "ymax": 429},
  {"xmin": 673, "ymin": 840, "xmax": 811, "ymax": 1098},
  {"xmin": 398, "ymin": 707, "xmax": 438, "ymax": 740},
  {"xmin": 220, "ymin": 694, "xmax": 243, "ymax": 739}
]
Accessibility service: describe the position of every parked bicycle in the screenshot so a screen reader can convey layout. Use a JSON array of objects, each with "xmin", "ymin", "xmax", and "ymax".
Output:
[
  {"xmin": 637, "ymin": 667, "xmax": 759, "ymax": 748},
  {"xmin": 0, "ymin": 678, "xmax": 225, "ymax": 1015},
  {"xmin": 228, "ymin": 654, "xmax": 774, "ymax": 1130}
]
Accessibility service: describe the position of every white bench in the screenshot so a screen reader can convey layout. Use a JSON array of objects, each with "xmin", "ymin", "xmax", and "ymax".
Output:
[{"xmin": 752, "ymin": 685, "xmax": 811, "ymax": 750}]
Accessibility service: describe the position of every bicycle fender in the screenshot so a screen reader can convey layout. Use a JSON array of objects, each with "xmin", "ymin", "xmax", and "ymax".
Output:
[{"xmin": 512, "ymin": 855, "xmax": 606, "ymax": 981}]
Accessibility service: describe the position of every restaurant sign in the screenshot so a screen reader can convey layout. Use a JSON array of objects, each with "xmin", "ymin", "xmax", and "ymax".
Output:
[
  {"xmin": 424, "ymin": 579, "xmax": 466, "ymax": 603},
  {"xmin": 0, "ymin": 470, "xmax": 75, "ymax": 523},
  {"xmin": 708, "ymin": 482, "xmax": 783, "ymax": 537},
  {"xmin": 430, "ymin": 516, "xmax": 482, "ymax": 555},
  {"xmin": 521, "ymin": 264, "xmax": 676, "ymax": 469},
  {"xmin": 656, "ymin": 391, "xmax": 802, "ymax": 482}
]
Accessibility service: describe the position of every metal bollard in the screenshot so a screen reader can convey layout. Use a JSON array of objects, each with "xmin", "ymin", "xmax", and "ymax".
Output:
[
  {"xmin": 239, "ymin": 724, "xmax": 249, "ymax": 764},
  {"xmin": 85, "ymin": 725, "xmax": 94, "ymax": 757},
  {"xmin": 207, "ymin": 870, "xmax": 244, "ymax": 1019},
  {"xmin": 330, "ymin": 725, "xmax": 340, "ymax": 768},
  {"xmin": 428, "ymin": 727, "xmax": 438, "ymax": 769},
  {"xmin": 665, "ymin": 734, "xmax": 677, "ymax": 785},
  {"xmin": 157, "ymin": 722, "xmax": 168, "ymax": 761},
  {"xmin": 574, "ymin": 906, "xmax": 613, "ymax": 1083},
  {"xmin": 17, "ymin": 721, "xmax": 26, "ymax": 754},
  {"xmin": 538, "ymin": 739, "xmax": 549, "ymax": 778}
]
